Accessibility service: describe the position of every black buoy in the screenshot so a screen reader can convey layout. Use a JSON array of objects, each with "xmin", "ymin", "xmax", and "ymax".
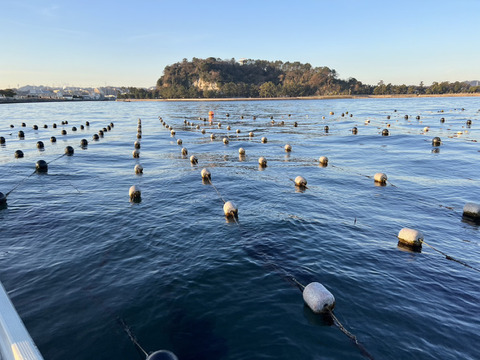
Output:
[
  {"xmin": 80, "ymin": 125, "xmax": 84, "ymax": 130},
  {"xmin": 33, "ymin": 124, "xmax": 38, "ymax": 130},
  {"xmin": 50, "ymin": 136, "xmax": 57, "ymax": 143},
  {"xmin": 61, "ymin": 121, "xmax": 65, "ymax": 125},
  {"xmin": 98, "ymin": 130, "xmax": 104, "ymax": 137},
  {"xmin": 440, "ymin": 117, "xmax": 445, "ymax": 123},
  {"xmin": 324, "ymin": 125, "xmax": 329, "ymax": 132},
  {"xmin": 35, "ymin": 160, "xmax": 48, "ymax": 173},
  {"xmin": 65, "ymin": 120, "xmax": 69, "ymax": 125},
  {"xmin": 86, "ymin": 121, "xmax": 90, "ymax": 126},
  {"xmin": 382, "ymin": 129, "xmax": 389, "ymax": 136},
  {"xmin": 102, "ymin": 127, "xmax": 107, "ymax": 132},
  {"xmin": 416, "ymin": 115, "xmax": 420, "ymax": 120},
  {"xmin": 294, "ymin": 122, "xmax": 298, "ymax": 127},
  {"xmin": 53, "ymin": 123, "xmax": 57, "ymax": 128},
  {"xmin": 61, "ymin": 129, "xmax": 67, "ymax": 135},
  {"xmin": 107, "ymin": 125, "xmax": 111, "ymax": 131},
  {"xmin": 432, "ymin": 137, "xmax": 441, "ymax": 146},
  {"xmin": 72, "ymin": 126, "xmax": 77, "ymax": 131},
  {"xmin": 65, "ymin": 146, "xmax": 74, "ymax": 156},
  {"xmin": 80, "ymin": 139, "xmax": 88, "ymax": 148},
  {"xmin": 36, "ymin": 141, "xmax": 44, "ymax": 149},
  {"xmin": 10, "ymin": 124, "xmax": 14, "ymax": 128},
  {"xmin": 110, "ymin": 122, "xmax": 114, "ymax": 128},
  {"xmin": 352, "ymin": 127, "xmax": 358, "ymax": 134},
  {"xmin": 14, "ymin": 150, "xmax": 24, "ymax": 158},
  {"xmin": 466, "ymin": 120, "xmax": 472, "ymax": 126},
  {"xmin": 43, "ymin": 124, "xmax": 48, "ymax": 129},
  {"xmin": 0, "ymin": 136, "xmax": 5, "ymax": 144},
  {"xmin": 18, "ymin": 131, "xmax": 25, "ymax": 138},
  {"xmin": 93, "ymin": 134, "xmax": 99, "ymax": 141},
  {"xmin": 21, "ymin": 122, "xmax": 26, "ymax": 127}
]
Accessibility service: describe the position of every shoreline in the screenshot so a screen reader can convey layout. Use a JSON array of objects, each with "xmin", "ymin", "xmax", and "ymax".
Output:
[{"xmin": 117, "ymin": 93, "xmax": 480, "ymax": 102}]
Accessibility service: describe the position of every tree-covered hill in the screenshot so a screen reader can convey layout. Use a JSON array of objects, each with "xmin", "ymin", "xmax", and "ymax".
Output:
[{"xmin": 115, "ymin": 57, "xmax": 480, "ymax": 99}]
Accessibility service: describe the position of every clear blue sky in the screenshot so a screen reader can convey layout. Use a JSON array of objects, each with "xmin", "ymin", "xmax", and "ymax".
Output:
[{"xmin": 1, "ymin": 0, "xmax": 479, "ymax": 88}]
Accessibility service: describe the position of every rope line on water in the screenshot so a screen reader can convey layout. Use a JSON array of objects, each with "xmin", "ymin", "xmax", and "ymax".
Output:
[
  {"xmin": 118, "ymin": 317, "xmax": 149, "ymax": 358},
  {"xmin": 422, "ymin": 240, "xmax": 480, "ymax": 273}
]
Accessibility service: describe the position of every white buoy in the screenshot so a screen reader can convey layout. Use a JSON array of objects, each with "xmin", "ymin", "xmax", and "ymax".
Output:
[
  {"xmin": 129, "ymin": 185, "xmax": 141, "ymax": 202},
  {"xmin": 238, "ymin": 147, "xmax": 245, "ymax": 155},
  {"xmin": 423, "ymin": 126, "xmax": 429, "ymax": 132},
  {"xmin": 397, "ymin": 228, "xmax": 423, "ymax": 249},
  {"xmin": 223, "ymin": 201, "xmax": 238, "ymax": 218},
  {"xmin": 303, "ymin": 282, "xmax": 335, "ymax": 313},
  {"xmin": 133, "ymin": 149, "xmax": 140, "ymax": 158},
  {"xmin": 177, "ymin": 139, "xmax": 182, "ymax": 145},
  {"xmin": 223, "ymin": 137, "xmax": 229, "ymax": 144},
  {"xmin": 181, "ymin": 147, "xmax": 188, "ymax": 156},
  {"xmin": 236, "ymin": 129, "xmax": 241, "ymax": 134},
  {"xmin": 201, "ymin": 168, "xmax": 211, "ymax": 180},
  {"xmin": 134, "ymin": 141, "xmax": 141, "ymax": 149},
  {"xmin": 134, "ymin": 164, "xmax": 143, "ymax": 174},
  {"xmin": 210, "ymin": 133, "xmax": 216, "ymax": 140},
  {"xmin": 170, "ymin": 130, "xmax": 175, "ymax": 136},
  {"xmin": 319, "ymin": 156, "xmax": 328, "ymax": 166},
  {"xmin": 294, "ymin": 176, "xmax": 307, "ymax": 187},
  {"xmin": 226, "ymin": 125, "xmax": 231, "ymax": 130},
  {"xmin": 249, "ymin": 131, "xmax": 254, "ymax": 137},
  {"xmin": 261, "ymin": 136, "xmax": 267, "ymax": 143},
  {"xmin": 190, "ymin": 155, "xmax": 198, "ymax": 164},
  {"xmin": 463, "ymin": 203, "xmax": 480, "ymax": 220},
  {"xmin": 374, "ymin": 173, "xmax": 387, "ymax": 184},
  {"xmin": 258, "ymin": 156, "xmax": 267, "ymax": 167},
  {"xmin": 285, "ymin": 144, "xmax": 292, "ymax": 152}
]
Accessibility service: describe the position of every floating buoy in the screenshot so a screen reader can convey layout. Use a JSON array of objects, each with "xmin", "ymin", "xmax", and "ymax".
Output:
[
  {"xmin": 329, "ymin": 111, "xmax": 334, "ymax": 115},
  {"xmin": 65, "ymin": 146, "xmax": 74, "ymax": 156},
  {"xmin": 21, "ymin": 123, "xmax": 26, "ymax": 127},
  {"xmin": 253, "ymin": 116, "xmax": 256, "ymax": 120},
  {"xmin": 72, "ymin": 126, "xmax": 77, "ymax": 131},
  {"xmin": 146, "ymin": 350, "xmax": 178, "ymax": 360},
  {"xmin": 80, "ymin": 125, "xmax": 84, "ymax": 130},
  {"xmin": 210, "ymin": 134, "xmax": 216, "ymax": 140},
  {"xmin": 423, "ymin": 127, "xmax": 429, "ymax": 132},
  {"xmin": 35, "ymin": 160, "xmax": 48, "ymax": 173},
  {"xmin": 440, "ymin": 117, "xmax": 445, "ymax": 123},
  {"xmin": 303, "ymin": 282, "xmax": 335, "ymax": 313},
  {"xmin": 466, "ymin": 120, "xmax": 472, "ymax": 126},
  {"xmin": 190, "ymin": 155, "xmax": 198, "ymax": 165},
  {"xmin": 80, "ymin": 139, "xmax": 88, "ymax": 147},
  {"xmin": 374, "ymin": 172, "xmax": 387, "ymax": 184},
  {"xmin": 53, "ymin": 123, "xmax": 57, "ymax": 128},
  {"xmin": 324, "ymin": 125, "xmax": 329, "ymax": 132},
  {"xmin": 33, "ymin": 125, "xmax": 38, "ymax": 130},
  {"xmin": 223, "ymin": 137, "xmax": 229, "ymax": 145},
  {"xmin": 238, "ymin": 147, "xmax": 245, "ymax": 155},
  {"xmin": 223, "ymin": 201, "xmax": 238, "ymax": 218},
  {"xmin": 226, "ymin": 113, "xmax": 230, "ymax": 117},
  {"xmin": 201, "ymin": 129, "xmax": 206, "ymax": 134},
  {"xmin": 271, "ymin": 119, "xmax": 275, "ymax": 125},
  {"xmin": 261, "ymin": 137, "xmax": 267, "ymax": 143},
  {"xmin": 284, "ymin": 144, "xmax": 292, "ymax": 152},
  {"xmin": 201, "ymin": 168, "xmax": 211, "ymax": 180},
  {"xmin": 258, "ymin": 157, "xmax": 267, "ymax": 167},
  {"xmin": 10, "ymin": 124, "xmax": 14, "ymax": 128},
  {"xmin": 218, "ymin": 122, "xmax": 222, "ymax": 128},
  {"xmin": 387, "ymin": 115, "xmax": 391, "ymax": 120},
  {"xmin": 176, "ymin": 139, "xmax": 182, "ymax": 145},
  {"xmin": 107, "ymin": 125, "xmax": 111, "ymax": 131},
  {"xmin": 236, "ymin": 129, "xmax": 241, "ymax": 134},
  {"xmin": 382, "ymin": 129, "xmax": 389, "ymax": 136},
  {"xmin": 137, "ymin": 133, "xmax": 141, "ymax": 139},
  {"xmin": 416, "ymin": 115, "xmax": 421, "ymax": 120},
  {"xmin": 85, "ymin": 121, "xmax": 90, "ymax": 126},
  {"xmin": 102, "ymin": 127, "xmax": 107, "ymax": 132},
  {"xmin": 129, "ymin": 185, "xmax": 141, "ymax": 202},
  {"xmin": 134, "ymin": 164, "xmax": 143, "ymax": 174},
  {"xmin": 51, "ymin": 136, "xmax": 57, "ymax": 143},
  {"xmin": 61, "ymin": 130, "xmax": 67, "ymax": 135},
  {"xmin": 249, "ymin": 132, "xmax": 254, "ymax": 137},
  {"xmin": 110, "ymin": 122, "xmax": 114, "ymax": 128},
  {"xmin": 319, "ymin": 156, "xmax": 328, "ymax": 166},
  {"xmin": 181, "ymin": 147, "xmax": 188, "ymax": 156},
  {"xmin": 397, "ymin": 228, "xmax": 423, "ymax": 249},
  {"xmin": 352, "ymin": 127, "xmax": 358, "ymax": 134},
  {"xmin": 132, "ymin": 149, "xmax": 140, "ymax": 158},
  {"xmin": 404, "ymin": 115, "xmax": 409, "ymax": 119},
  {"xmin": 18, "ymin": 131, "xmax": 25, "ymax": 138},
  {"xmin": 0, "ymin": 137, "xmax": 5, "ymax": 144},
  {"xmin": 365, "ymin": 119, "xmax": 370, "ymax": 125},
  {"xmin": 134, "ymin": 141, "xmax": 141, "ymax": 149},
  {"xmin": 432, "ymin": 137, "xmax": 441, "ymax": 146},
  {"xmin": 294, "ymin": 122, "xmax": 298, "ymax": 127},
  {"xmin": 14, "ymin": 150, "xmax": 24, "ymax": 158},
  {"xmin": 226, "ymin": 125, "xmax": 231, "ymax": 131},
  {"xmin": 98, "ymin": 130, "xmax": 104, "ymax": 137},
  {"xmin": 93, "ymin": 134, "xmax": 99, "ymax": 141},
  {"xmin": 463, "ymin": 203, "xmax": 480, "ymax": 220},
  {"xmin": 208, "ymin": 110, "xmax": 214, "ymax": 117},
  {"xmin": 170, "ymin": 130, "xmax": 175, "ymax": 136},
  {"xmin": 36, "ymin": 141, "xmax": 44, "ymax": 149},
  {"xmin": 294, "ymin": 176, "xmax": 307, "ymax": 187}
]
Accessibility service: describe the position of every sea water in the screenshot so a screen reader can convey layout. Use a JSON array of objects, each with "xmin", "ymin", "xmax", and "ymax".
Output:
[{"xmin": 0, "ymin": 97, "xmax": 479, "ymax": 360}]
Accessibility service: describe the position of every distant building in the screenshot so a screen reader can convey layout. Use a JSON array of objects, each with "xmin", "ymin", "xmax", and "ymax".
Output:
[{"xmin": 238, "ymin": 58, "xmax": 248, "ymax": 66}]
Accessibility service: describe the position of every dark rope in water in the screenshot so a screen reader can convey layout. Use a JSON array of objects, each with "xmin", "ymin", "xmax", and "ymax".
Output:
[
  {"xmin": 422, "ymin": 240, "xmax": 480, "ymax": 273},
  {"xmin": 118, "ymin": 317, "xmax": 149, "ymax": 358}
]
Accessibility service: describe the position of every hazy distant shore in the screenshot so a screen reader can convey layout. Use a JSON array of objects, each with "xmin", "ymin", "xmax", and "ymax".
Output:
[{"xmin": 118, "ymin": 93, "xmax": 480, "ymax": 102}]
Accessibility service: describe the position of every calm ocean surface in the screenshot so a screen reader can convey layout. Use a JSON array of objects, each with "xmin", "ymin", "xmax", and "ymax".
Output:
[{"xmin": 0, "ymin": 98, "xmax": 479, "ymax": 360}]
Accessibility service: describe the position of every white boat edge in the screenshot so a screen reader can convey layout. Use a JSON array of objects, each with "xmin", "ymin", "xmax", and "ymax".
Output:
[{"xmin": 0, "ymin": 281, "xmax": 44, "ymax": 360}]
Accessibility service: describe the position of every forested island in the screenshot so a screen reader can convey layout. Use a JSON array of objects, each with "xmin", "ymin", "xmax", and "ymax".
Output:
[{"xmin": 118, "ymin": 57, "xmax": 480, "ymax": 99}]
